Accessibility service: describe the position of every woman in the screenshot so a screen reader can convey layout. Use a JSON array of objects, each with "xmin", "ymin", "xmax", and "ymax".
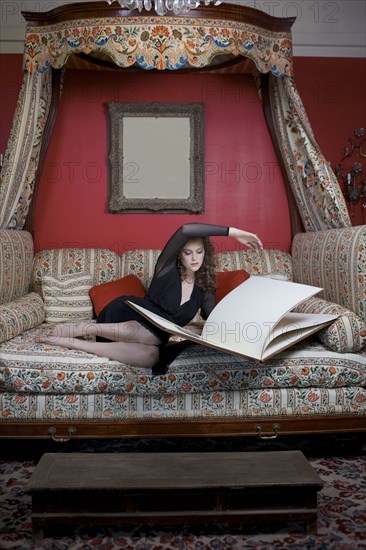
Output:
[{"xmin": 40, "ymin": 223, "xmax": 263, "ymax": 369}]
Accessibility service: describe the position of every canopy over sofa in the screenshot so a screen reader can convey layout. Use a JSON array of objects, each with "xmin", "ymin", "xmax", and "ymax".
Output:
[{"xmin": 0, "ymin": 1, "xmax": 351, "ymax": 234}]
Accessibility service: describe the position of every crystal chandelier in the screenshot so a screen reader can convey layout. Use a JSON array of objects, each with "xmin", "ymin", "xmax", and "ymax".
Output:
[{"xmin": 105, "ymin": 0, "xmax": 222, "ymax": 17}]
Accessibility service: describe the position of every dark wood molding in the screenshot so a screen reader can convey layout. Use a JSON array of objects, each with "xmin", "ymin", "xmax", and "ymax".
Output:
[
  {"xmin": 24, "ymin": 69, "xmax": 62, "ymax": 234},
  {"xmin": 261, "ymin": 73, "xmax": 304, "ymax": 238},
  {"xmin": 22, "ymin": 1, "xmax": 296, "ymax": 33},
  {"xmin": 0, "ymin": 415, "xmax": 365, "ymax": 439}
]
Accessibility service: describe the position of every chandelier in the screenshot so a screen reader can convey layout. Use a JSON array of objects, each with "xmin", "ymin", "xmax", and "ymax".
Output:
[{"xmin": 105, "ymin": 0, "xmax": 222, "ymax": 17}]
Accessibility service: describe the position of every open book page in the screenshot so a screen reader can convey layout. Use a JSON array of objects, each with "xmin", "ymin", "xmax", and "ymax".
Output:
[
  {"xmin": 201, "ymin": 276, "xmax": 332, "ymax": 360},
  {"xmin": 126, "ymin": 304, "xmax": 209, "ymax": 344},
  {"xmin": 127, "ymin": 276, "xmax": 338, "ymax": 361},
  {"xmin": 259, "ymin": 311, "xmax": 338, "ymax": 360}
]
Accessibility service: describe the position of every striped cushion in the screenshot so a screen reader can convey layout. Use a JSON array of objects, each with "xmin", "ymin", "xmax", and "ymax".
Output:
[
  {"xmin": 293, "ymin": 297, "xmax": 366, "ymax": 353},
  {"xmin": 42, "ymin": 273, "xmax": 93, "ymax": 323},
  {"xmin": 31, "ymin": 248, "xmax": 120, "ymax": 295},
  {"xmin": 0, "ymin": 293, "xmax": 45, "ymax": 343}
]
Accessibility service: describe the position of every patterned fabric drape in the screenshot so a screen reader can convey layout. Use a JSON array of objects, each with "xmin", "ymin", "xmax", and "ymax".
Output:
[
  {"xmin": 0, "ymin": 12, "xmax": 351, "ymax": 231},
  {"xmin": 0, "ymin": 15, "xmax": 294, "ymax": 231},
  {"xmin": 268, "ymin": 74, "xmax": 351, "ymax": 231},
  {"xmin": 0, "ymin": 70, "xmax": 53, "ymax": 229}
]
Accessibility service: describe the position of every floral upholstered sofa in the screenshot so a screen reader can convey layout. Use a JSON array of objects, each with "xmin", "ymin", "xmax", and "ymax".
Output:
[{"xmin": 0, "ymin": 226, "xmax": 365, "ymax": 441}]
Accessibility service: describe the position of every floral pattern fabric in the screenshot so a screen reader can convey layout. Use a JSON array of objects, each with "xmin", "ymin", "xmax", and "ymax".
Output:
[
  {"xmin": 24, "ymin": 17, "xmax": 294, "ymax": 76},
  {"xmin": 1, "ymin": 237, "xmax": 366, "ymax": 424},
  {"xmin": 268, "ymin": 75, "xmax": 351, "ymax": 231},
  {"xmin": 41, "ymin": 272, "xmax": 94, "ymax": 323},
  {"xmin": 0, "ymin": 71, "xmax": 53, "ymax": 230},
  {"xmin": 0, "ymin": 293, "xmax": 44, "ymax": 344},
  {"xmin": 119, "ymin": 248, "xmax": 293, "ymax": 290},
  {"xmin": 120, "ymin": 249, "xmax": 161, "ymax": 290},
  {"xmin": 215, "ymin": 248, "xmax": 293, "ymax": 279},
  {"xmin": 294, "ymin": 296, "xmax": 366, "ymax": 353},
  {"xmin": 292, "ymin": 225, "xmax": 366, "ymax": 321},
  {"xmin": 1, "ymin": 386, "xmax": 365, "ymax": 421},
  {"xmin": 2, "ymin": 11, "xmax": 351, "ymax": 232},
  {"xmin": 0, "ymin": 327, "xmax": 365, "ymax": 396},
  {"xmin": 0, "ymin": 230, "xmax": 34, "ymax": 305},
  {"xmin": 31, "ymin": 248, "xmax": 120, "ymax": 295}
]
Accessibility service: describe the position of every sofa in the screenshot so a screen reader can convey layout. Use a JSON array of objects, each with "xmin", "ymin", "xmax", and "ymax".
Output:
[{"xmin": 0, "ymin": 226, "xmax": 365, "ymax": 441}]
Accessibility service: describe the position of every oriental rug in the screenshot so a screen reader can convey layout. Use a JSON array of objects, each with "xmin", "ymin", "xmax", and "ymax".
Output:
[{"xmin": 0, "ymin": 435, "xmax": 365, "ymax": 549}]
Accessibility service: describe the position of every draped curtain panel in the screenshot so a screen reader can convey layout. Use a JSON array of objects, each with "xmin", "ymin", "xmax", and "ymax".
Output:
[
  {"xmin": 0, "ymin": 8, "xmax": 351, "ymax": 231},
  {"xmin": 268, "ymin": 75, "xmax": 351, "ymax": 231},
  {"xmin": 0, "ymin": 71, "xmax": 53, "ymax": 229}
]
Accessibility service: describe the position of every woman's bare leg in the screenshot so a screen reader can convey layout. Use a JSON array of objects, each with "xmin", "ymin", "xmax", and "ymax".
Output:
[
  {"xmin": 39, "ymin": 336, "xmax": 160, "ymax": 369},
  {"xmin": 43, "ymin": 321, "xmax": 159, "ymax": 345}
]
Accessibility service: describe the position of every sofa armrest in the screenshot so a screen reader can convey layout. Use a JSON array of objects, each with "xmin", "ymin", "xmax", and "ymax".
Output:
[
  {"xmin": 0, "ymin": 229, "xmax": 34, "ymax": 305},
  {"xmin": 0, "ymin": 293, "xmax": 45, "ymax": 343},
  {"xmin": 292, "ymin": 225, "xmax": 366, "ymax": 321}
]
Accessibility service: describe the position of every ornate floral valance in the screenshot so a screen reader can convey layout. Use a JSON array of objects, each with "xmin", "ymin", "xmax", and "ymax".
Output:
[{"xmin": 23, "ymin": 16, "xmax": 293, "ymax": 76}]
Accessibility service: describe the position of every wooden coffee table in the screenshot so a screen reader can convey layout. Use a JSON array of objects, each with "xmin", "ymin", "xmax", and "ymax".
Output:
[{"xmin": 27, "ymin": 450, "xmax": 323, "ymax": 537}]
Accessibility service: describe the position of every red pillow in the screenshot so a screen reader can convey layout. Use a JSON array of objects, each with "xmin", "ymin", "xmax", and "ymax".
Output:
[
  {"xmin": 215, "ymin": 270, "xmax": 250, "ymax": 303},
  {"xmin": 89, "ymin": 275, "xmax": 145, "ymax": 316}
]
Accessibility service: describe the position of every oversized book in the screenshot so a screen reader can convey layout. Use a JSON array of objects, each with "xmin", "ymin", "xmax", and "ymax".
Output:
[{"xmin": 127, "ymin": 276, "xmax": 338, "ymax": 362}]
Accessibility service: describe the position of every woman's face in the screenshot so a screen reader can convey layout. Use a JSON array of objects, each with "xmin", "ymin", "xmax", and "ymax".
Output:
[{"xmin": 179, "ymin": 238, "xmax": 205, "ymax": 275}]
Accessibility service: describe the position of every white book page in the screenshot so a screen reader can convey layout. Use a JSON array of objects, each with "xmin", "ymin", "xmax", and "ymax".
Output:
[
  {"xmin": 201, "ymin": 276, "xmax": 323, "ymax": 360},
  {"xmin": 126, "ymin": 303, "xmax": 206, "ymax": 342},
  {"xmin": 261, "ymin": 312, "xmax": 338, "ymax": 360}
]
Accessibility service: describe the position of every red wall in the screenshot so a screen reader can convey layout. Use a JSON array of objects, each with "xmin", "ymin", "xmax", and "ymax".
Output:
[
  {"xmin": 1, "ymin": 55, "xmax": 365, "ymax": 253},
  {"xmin": 293, "ymin": 57, "xmax": 366, "ymax": 227},
  {"xmin": 0, "ymin": 54, "xmax": 23, "ymax": 154}
]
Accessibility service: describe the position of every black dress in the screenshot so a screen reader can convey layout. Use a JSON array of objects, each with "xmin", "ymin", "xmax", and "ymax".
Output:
[{"xmin": 97, "ymin": 223, "xmax": 229, "ymax": 345}]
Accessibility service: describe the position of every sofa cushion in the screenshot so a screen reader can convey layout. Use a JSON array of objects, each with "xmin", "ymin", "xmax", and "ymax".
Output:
[
  {"xmin": 215, "ymin": 249, "xmax": 293, "ymax": 280},
  {"xmin": 120, "ymin": 249, "xmax": 161, "ymax": 290},
  {"xmin": 0, "ymin": 328, "xmax": 365, "ymax": 396},
  {"xmin": 293, "ymin": 297, "xmax": 366, "ymax": 353},
  {"xmin": 41, "ymin": 273, "xmax": 94, "ymax": 323},
  {"xmin": 89, "ymin": 275, "xmax": 146, "ymax": 317},
  {"xmin": 120, "ymin": 249, "xmax": 293, "ymax": 292},
  {"xmin": 31, "ymin": 248, "xmax": 120, "ymax": 295},
  {"xmin": 0, "ymin": 293, "xmax": 45, "ymax": 343},
  {"xmin": 215, "ymin": 270, "xmax": 250, "ymax": 302},
  {"xmin": 0, "ymin": 229, "xmax": 34, "ymax": 305}
]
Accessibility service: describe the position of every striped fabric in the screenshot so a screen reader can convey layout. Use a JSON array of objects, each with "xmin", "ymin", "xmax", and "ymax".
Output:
[
  {"xmin": 0, "ymin": 387, "xmax": 365, "ymax": 421},
  {"xmin": 120, "ymin": 249, "xmax": 161, "ymax": 290},
  {"xmin": 0, "ymin": 230, "xmax": 34, "ymax": 305},
  {"xmin": 294, "ymin": 296, "xmax": 366, "ymax": 353},
  {"xmin": 292, "ymin": 226, "xmax": 366, "ymax": 321},
  {"xmin": 31, "ymin": 248, "xmax": 120, "ymax": 295},
  {"xmin": 42, "ymin": 273, "xmax": 93, "ymax": 323},
  {"xmin": 1, "ymin": 327, "xmax": 365, "ymax": 395},
  {"xmin": 215, "ymin": 248, "xmax": 293, "ymax": 280},
  {"xmin": 0, "ymin": 293, "xmax": 45, "ymax": 343},
  {"xmin": 119, "ymin": 248, "xmax": 293, "ymax": 290}
]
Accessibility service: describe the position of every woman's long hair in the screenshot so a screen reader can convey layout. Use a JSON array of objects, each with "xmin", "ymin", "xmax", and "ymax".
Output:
[{"xmin": 177, "ymin": 237, "xmax": 216, "ymax": 292}]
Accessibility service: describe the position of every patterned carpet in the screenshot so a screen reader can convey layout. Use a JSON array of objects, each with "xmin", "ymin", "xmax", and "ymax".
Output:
[{"xmin": 0, "ymin": 435, "xmax": 365, "ymax": 550}]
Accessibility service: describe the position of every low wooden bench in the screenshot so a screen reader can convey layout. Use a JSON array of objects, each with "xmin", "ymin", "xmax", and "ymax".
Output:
[{"xmin": 27, "ymin": 450, "xmax": 324, "ymax": 537}]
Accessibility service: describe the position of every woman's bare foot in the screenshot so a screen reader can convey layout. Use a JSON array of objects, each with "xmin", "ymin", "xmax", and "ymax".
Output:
[{"xmin": 38, "ymin": 335, "xmax": 74, "ymax": 348}]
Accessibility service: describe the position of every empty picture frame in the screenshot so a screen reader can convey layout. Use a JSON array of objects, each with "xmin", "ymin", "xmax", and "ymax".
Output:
[{"xmin": 108, "ymin": 102, "xmax": 205, "ymax": 213}]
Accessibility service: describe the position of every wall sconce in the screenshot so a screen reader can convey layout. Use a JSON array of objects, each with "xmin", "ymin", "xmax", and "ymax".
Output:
[{"xmin": 332, "ymin": 127, "xmax": 366, "ymax": 215}]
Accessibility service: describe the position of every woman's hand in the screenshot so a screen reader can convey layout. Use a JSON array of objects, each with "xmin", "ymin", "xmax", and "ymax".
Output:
[{"xmin": 228, "ymin": 227, "xmax": 264, "ymax": 249}]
